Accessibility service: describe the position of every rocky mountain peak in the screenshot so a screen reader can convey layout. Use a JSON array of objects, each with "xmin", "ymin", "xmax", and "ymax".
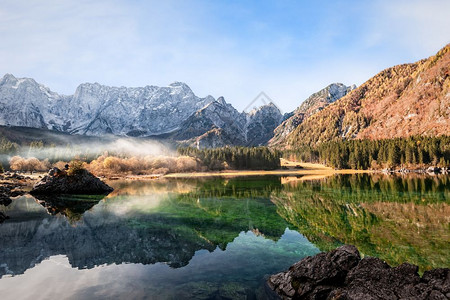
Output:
[
  {"xmin": 269, "ymin": 83, "xmax": 355, "ymax": 147},
  {"xmin": 168, "ymin": 81, "xmax": 194, "ymax": 94},
  {"xmin": 1, "ymin": 73, "xmax": 17, "ymax": 83},
  {"xmin": 0, "ymin": 75, "xmax": 217, "ymax": 136},
  {"xmin": 0, "ymin": 73, "xmax": 39, "ymax": 89},
  {"xmin": 248, "ymin": 102, "xmax": 281, "ymax": 116},
  {"xmin": 296, "ymin": 83, "xmax": 355, "ymax": 114},
  {"xmin": 216, "ymin": 96, "xmax": 227, "ymax": 105}
]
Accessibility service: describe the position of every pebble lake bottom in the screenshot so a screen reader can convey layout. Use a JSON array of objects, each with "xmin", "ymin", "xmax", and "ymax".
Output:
[{"xmin": 0, "ymin": 174, "xmax": 448, "ymax": 299}]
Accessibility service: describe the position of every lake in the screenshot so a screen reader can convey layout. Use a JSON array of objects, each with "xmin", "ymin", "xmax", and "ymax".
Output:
[{"xmin": 0, "ymin": 174, "xmax": 449, "ymax": 299}]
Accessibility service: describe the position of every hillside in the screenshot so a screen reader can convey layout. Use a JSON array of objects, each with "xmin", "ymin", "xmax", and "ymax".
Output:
[{"xmin": 286, "ymin": 44, "xmax": 450, "ymax": 148}]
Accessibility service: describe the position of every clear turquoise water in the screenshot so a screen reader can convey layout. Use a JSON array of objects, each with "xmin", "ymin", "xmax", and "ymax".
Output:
[{"xmin": 0, "ymin": 174, "xmax": 448, "ymax": 299}]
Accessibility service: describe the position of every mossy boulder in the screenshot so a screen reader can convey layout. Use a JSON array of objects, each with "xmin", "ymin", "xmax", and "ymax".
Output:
[{"xmin": 30, "ymin": 167, "xmax": 113, "ymax": 195}]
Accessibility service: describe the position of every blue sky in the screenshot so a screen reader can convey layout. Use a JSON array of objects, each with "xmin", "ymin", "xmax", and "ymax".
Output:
[{"xmin": 1, "ymin": 0, "xmax": 449, "ymax": 112}]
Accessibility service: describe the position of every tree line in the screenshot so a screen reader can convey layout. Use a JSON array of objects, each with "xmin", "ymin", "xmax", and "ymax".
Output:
[
  {"xmin": 284, "ymin": 135, "xmax": 450, "ymax": 169},
  {"xmin": 178, "ymin": 146, "xmax": 281, "ymax": 170}
]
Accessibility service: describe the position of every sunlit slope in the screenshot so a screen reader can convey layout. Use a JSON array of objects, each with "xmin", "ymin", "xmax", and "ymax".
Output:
[{"xmin": 287, "ymin": 44, "xmax": 450, "ymax": 147}]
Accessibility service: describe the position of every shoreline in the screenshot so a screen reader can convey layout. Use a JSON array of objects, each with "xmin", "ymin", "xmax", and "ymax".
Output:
[
  {"xmin": 2, "ymin": 160, "xmax": 447, "ymax": 182},
  {"xmin": 163, "ymin": 168, "xmax": 371, "ymax": 178},
  {"xmin": 163, "ymin": 162, "xmax": 372, "ymax": 178}
]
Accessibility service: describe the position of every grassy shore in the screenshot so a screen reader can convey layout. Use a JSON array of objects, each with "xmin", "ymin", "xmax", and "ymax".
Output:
[{"xmin": 2, "ymin": 159, "xmax": 372, "ymax": 183}]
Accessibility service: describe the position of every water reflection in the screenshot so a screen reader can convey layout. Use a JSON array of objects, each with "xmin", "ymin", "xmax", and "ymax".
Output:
[
  {"xmin": 0, "ymin": 178, "xmax": 303, "ymax": 278},
  {"xmin": 274, "ymin": 174, "xmax": 450, "ymax": 271},
  {"xmin": 1, "ymin": 229, "xmax": 315, "ymax": 300},
  {"xmin": 0, "ymin": 174, "xmax": 448, "ymax": 299},
  {"xmin": 33, "ymin": 194, "xmax": 106, "ymax": 222}
]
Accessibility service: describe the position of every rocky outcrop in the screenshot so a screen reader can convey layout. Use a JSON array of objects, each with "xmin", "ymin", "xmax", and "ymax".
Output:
[
  {"xmin": 30, "ymin": 168, "xmax": 113, "ymax": 195},
  {"xmin": 0, "ymin": 174, "xmax": 29, "ymax": 223},
  {"xmin": 269, "ymin": 83, "xmax": 355, "ymax": 147},
  {"xmin": 268, "ymin": 245, "xmax": 450, "ymax": 300}
]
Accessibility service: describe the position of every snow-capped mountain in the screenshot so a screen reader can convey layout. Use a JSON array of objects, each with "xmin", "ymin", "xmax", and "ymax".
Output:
[
  {"xmin": 0, "ymin": 74, "xmax": 283, "ymax": 147},
  {"xmin": 0, "ymin": 74, "xmax": 215, "ymax": 136}
]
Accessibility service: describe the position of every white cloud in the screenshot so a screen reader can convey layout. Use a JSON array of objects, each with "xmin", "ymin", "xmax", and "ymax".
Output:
[{"xmin": 0, "ymin": 0, "xmax": 449, "ymax": 113}]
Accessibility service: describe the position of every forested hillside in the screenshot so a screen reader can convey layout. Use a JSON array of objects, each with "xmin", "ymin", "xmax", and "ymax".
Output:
[
  {"xmin": 284, "ymin": 136, "xmax": 450, "ymax": 170},
  {"xmin": 178, "ymin": 147, "xmax": 281, "ymax": 170}
]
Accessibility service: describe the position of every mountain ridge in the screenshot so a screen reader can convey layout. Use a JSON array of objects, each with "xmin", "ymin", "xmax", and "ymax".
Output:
[
  {"xmin": 0, "ymin": 74, "xmax": 282, "ymax": 147},
  {"xmin": 0, "ymin": 73, "xmax": 216, "ymax": 136},
  {"xmin": 285, "ymin": 44, "xmax": 450, "ymax": 148}
]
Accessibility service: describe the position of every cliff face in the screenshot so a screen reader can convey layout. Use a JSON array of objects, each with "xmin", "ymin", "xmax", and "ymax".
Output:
[{"xmin": 286, "ymin": 44, "xmax": 450, "ymax": 147}]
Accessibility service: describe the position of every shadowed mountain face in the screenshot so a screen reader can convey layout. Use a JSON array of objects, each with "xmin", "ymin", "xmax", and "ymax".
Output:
[
  {"xmin": 286, "ymin": 44, "xmax": 450, "ymax": 147},
  {"xmin": 136, "ymin": 98, "xmax": 283, "ymax": 147}
]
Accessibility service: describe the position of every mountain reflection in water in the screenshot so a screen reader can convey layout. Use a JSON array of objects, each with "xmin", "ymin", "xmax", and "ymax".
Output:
[{"xmin": 0, "ymin": 174, "xmax": 448, "ymax": 299}]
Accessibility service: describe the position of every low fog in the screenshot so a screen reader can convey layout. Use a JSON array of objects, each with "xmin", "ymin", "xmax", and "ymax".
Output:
[
  {"xmin": 13, "ymin": 137, "xmax": 175, "ymax": 162},
  {"xmin": 0, "ymin": 135, "xmax": 204, "ymax": 175}
]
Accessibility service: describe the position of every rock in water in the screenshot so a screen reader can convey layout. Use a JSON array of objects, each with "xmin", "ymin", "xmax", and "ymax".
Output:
[
  {"xmin": 30, "ymin": 167, "xmax": 113, "ymax": 195},
  {"xmin": 267, "ymin": 245, "xmax": 450, "ymax": 300}
]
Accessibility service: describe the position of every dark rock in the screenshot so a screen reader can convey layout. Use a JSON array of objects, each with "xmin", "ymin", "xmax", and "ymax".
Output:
[
  {"xmin": 0, "ymin": 184, "xmax": 24, "ymax": 206},
  {"xmin": 268, "ymin": 245, "xmax": 360, "ymax": 299},
  {"xmin": 0, "ymin": 192, "xmax": 12, "ymax": 206},
  {"xmin": 30, "ymin": 168, "xmax": 113, "ymax": 195},
  {"xmin": 341, "ymin": 259, "xmax": 421, "ymax": 299},
  {"xmin": 9, "ymin": 189, "xmax": 25, "ymax": 197},
  {"xmin": 0, "ymin": 212, "xmax": 9, "ymax": 223},
  {"xmin": 5, "ymin": 173, "xmax": 25, "ymax": 180},
  {"xmin": 268, "ymin": 245, "xmax": 450, "ymax": 300}
]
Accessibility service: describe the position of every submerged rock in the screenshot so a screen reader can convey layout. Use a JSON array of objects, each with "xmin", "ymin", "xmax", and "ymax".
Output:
[
  {"xmin": 267, "ymin": 245, "xmax": 450, "ymax": 300},
  {"xmin": 30, "ymin": 167, "xmax": 113, "ymax": 195}
]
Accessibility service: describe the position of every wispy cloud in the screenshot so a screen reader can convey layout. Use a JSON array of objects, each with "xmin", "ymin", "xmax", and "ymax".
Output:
[{"xmin": 0, "ymin": 0, "xmax": 449, "ymax": 112}]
